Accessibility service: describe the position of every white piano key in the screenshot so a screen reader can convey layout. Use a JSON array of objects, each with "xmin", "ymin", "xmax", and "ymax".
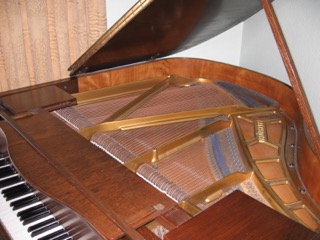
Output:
[
  {"xmin": 0, "ymin": 135, "xmax": 72, "ymax": 240},
  {"xmin": 1, "ymin": 187, "xmax": 68, "ymax": 240},
  {"xmin": 35, "ymin": 225, "xmax": 64, "ymax": 239},
  {"xmin": 0, "ymin": 190, "xmax": 33, "ymax": 240},
  {"xmin": 0, "ymin": 172, "xmax": 68, "ymax": 240}
]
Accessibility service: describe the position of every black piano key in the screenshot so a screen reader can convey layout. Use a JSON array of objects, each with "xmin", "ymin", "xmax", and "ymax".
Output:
[
  {"xmin": 11, "ymin": 194, "xmax": 39, "ymax": 210},
  {"xmin": 0, "ymin": 157, "xmax": 10, "ymax": 167},
  {"xmin": 28, "ymin": 217, "xmax": 56, "ymax": 232},
  {"xmin": 18, "ymin": 204, "xmax": 46, "ymax": 220},
  {"xmin": 31, "ymin": 221, "xmax": 60, "ymax": 237},
  {"xmin": 3, "ymin": 184, "xmax": 32, "ymax": 200},
  {"xmin": 0, "ymin": 166, "xmax": 15, "ymax": 178},
  {"xmin": 0, "ymin": 165, "xmax": 12, "ymax": 172},
  {"xmin": 38, "ymin": 229, "xmax": 68, "ymax": 240},
  {"xmin": 22, "ymin": 210, "xmax": 51, "ymax": 225},
  {"xmin": 0, "ymin": 175, "xmax": 22, "ymax": 188},
  {"xmin": 2, "ymin": 183, "xmax": 27, "ymax": 195},
  {"xmin": 17, "ymin": 203, "xmax": 44, "ymax": 216}
]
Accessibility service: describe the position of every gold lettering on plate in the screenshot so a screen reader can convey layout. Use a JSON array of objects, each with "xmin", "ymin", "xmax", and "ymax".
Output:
[{"xmin": 256, "ymin": 121, "xmax": 267, "ymax": 142}]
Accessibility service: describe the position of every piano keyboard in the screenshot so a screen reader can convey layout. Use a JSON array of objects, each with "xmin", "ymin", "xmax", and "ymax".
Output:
[{"xmin": 0, "ymin": 155, "xmax": 72, "ymax": 240}]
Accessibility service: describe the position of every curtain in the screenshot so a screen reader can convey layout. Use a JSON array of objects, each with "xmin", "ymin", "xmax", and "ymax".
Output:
[{"xmin": 0, "ymin": 0, "xmax": 106, "ymax": 91}]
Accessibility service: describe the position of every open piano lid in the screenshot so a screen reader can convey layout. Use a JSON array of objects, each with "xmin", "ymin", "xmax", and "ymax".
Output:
[{"xmin": 68, "ymin": 0, "xmax": 263, "ymax": 76}]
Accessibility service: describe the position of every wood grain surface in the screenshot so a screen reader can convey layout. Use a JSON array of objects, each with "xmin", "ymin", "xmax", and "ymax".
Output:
[
  {"xmin": 0, "ymin": 111, "xmax": 175, "ymax": 239},
  {"xmin": 164, "ymin": 190, "xmax": 316, "ymax": 240}
]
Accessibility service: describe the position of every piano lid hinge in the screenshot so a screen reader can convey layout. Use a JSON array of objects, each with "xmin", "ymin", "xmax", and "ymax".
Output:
[
  {"xmin": 148, "ymin": 53, "xmax": 161, "ymax": 62},
  {"xmin": 76, "ymin": 66, "xmax": 90, "ymax": 75}
]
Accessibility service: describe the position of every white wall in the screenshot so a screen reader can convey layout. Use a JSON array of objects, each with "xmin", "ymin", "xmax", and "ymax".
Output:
[
  {"xmin": 171, "ymin": 24, "xmax": 243, "ymax": 66},
  {"xmin": 240, "ymin": 0, "xmax": 320, "ymax": 131},
  {"xmin": 240, "ymin": 5, "xmax": 288, "ymax": 84},
  {"xmin": 106, "ymin": 0, "xmax": 136, "ymax": 28}
]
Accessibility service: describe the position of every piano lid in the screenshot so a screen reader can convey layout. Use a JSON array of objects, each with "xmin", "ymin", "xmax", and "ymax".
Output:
[{"xmin": 68, "ymin": 0, "xmax": 263, "ymax": 76}]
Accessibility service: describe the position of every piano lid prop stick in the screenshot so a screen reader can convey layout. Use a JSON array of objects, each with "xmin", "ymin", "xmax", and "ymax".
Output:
[{"xmin": 261, "ymin": 0, "xmax": 320, "ymax": 157}]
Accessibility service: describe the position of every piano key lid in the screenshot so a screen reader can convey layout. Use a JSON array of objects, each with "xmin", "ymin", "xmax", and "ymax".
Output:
[{"xmin": 68, "ymin": 0, "xmax": 264, "ymax": 76}]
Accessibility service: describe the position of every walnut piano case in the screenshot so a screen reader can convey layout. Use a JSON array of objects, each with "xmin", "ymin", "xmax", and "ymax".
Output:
[{"xmin": 0, "ymin": 0, "xmax": 319, "ymax": 239}]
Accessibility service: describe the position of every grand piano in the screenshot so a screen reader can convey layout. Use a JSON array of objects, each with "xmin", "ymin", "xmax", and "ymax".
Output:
[{"xmin": 0, "ymin": 0, "xmax": 319, "ymax": 239}]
